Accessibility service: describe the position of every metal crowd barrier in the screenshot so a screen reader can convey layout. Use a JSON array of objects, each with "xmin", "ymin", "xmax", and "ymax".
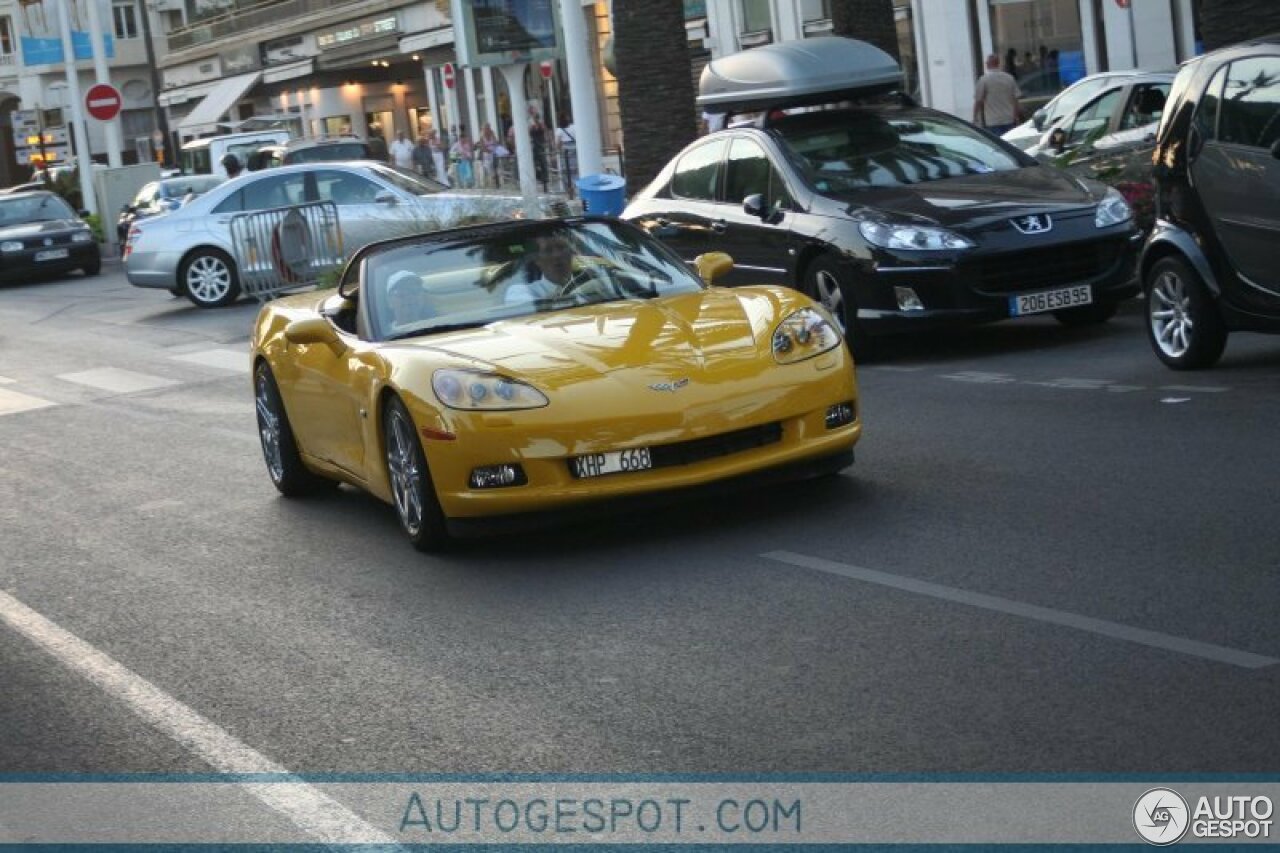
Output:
[{"xmin": 228, "ymin": 201, "xmax": 344, "ymax": 301}]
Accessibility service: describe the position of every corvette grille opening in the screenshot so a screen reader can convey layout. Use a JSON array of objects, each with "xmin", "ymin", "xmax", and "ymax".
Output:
[{"xmin": 652, "ymin": 422, "xmax": 784, "ymax": 469}]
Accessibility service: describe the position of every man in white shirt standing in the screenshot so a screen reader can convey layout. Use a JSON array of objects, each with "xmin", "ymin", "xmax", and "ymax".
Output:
[
  {"xmin": 973, "ymin": 54, "xmax": 1022, "ymax": 137},
  {"xmin": 389, "ymin": 131, "xmax": 415, "ymax": 169}
]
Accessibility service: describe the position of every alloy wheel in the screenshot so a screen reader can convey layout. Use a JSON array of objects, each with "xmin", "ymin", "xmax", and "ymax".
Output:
[
  {"xmin": 187, "ymin": 255, "xmax": 232, "ymax": 304},
  {"xmin": 1150, "ymin": 269, "xmax": 1193, "ymax": 359},
  {"xmin": 255, "ymin": 370, "xmax": 284, "ymax": 484},
  {"xmin": 386, "ymin": 408, "xmax": 424, "ymax": 536}
]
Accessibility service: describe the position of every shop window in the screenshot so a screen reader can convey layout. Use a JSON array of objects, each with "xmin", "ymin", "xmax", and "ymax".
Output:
[
  {"xmin": 0, "ymin": 16, "xmax": 14, "ymax": 58},
  {"xmin": 739, "ymin": 0, "xmax": 771, "ymax": 44},
  {"xmin": 989, "ymin": 0, "xmax": 1086, "ymax": 104},
  {"xmin": 800, "ymin": 0, "xmax": 829, "ymax": 23},
  {"xmin": 113, "ymin": 1, "xmax": 139, "ymax": 39}
]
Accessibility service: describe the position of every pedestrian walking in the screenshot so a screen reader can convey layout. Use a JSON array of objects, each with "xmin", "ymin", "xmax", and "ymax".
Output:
[
  {"xmin": 450, "ymin": 131, "xmax": 475, "ymax": 189},
  {"xmin": 555, "ymin": 115, "xmax": 578, "ymax": 190},
  {"xmin": 429, "ymin": 131, "xmax": 450, "ymax": 187},
  {"xmin": 389, "ymin": 131, "xmax": 415, "ymax": 169},
  {"xmin": 974, "ymin": 54, "xmax": 1022, "ymax": 137},
  {"xmin": 412, "ymin": 135, "xmax": 433, "ymax": 178}
]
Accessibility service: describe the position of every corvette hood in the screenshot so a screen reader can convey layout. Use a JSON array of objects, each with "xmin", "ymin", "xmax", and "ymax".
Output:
[{"xmin": 408, "ymin": 288, "xmax": 795, "ymax": 386}]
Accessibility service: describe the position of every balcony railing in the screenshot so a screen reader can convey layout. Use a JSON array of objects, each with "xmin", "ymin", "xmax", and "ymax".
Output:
[{"xmin": 166, "ymin": 0, "xmax": 350, "ymax": 52}]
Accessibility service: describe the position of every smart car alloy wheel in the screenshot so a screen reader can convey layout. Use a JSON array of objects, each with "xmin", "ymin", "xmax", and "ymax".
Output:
[{"xmin": 1145, "ymin": 257, "xmax": 1227, "ymax": 370}]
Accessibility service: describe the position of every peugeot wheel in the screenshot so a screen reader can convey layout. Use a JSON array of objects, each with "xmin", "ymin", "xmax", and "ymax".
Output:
[
  {"xmin": 182, "ymin": 248, "xmax": 241, "ymax": 308},
  {"xmin": 384, "ymin": 396, "xmax": 449, "ymax": 552},
  {"xmin": 255, "ymin": 361, "xmax": 336, "ymax": 496},
  {"xmin": 804, "ymin": 254, "xmax": 876, "ymax": 361},
  {"xmin": 1146, "ymin": 256, "xmax": 1227, "ymax": 370}
]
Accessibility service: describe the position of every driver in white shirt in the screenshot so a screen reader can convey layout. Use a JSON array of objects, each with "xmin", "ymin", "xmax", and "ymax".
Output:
[{"xmin": 505, "ymin": 233, "xmax": 607, "ymax": 307}]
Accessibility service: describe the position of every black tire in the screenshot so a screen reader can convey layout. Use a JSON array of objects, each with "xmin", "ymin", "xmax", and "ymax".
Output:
[
  {"xmin": 1145, "ymin": 256, "xmax": 1227, "ymax": 370},
  {"xmin": 181, "ymin": 248, "xmax": 241, "ymax": 308},
  {"xmin": 1052, "ymin": 300, "xmax": 1117, "ymax": 327},
  {"xmin": 383, "ymin": 396, "xmax": 450, "ymax": 552},
  {"xmin": 254, "ymin": 361, "xmax": 337, "ymax": 497},
  {"xmin": 81, "ymin": 255, "xmax": 101, "ymax": 276},
  {"xmin": 802, "ymin": 254, "xmax": 877, "ymax": 362}
]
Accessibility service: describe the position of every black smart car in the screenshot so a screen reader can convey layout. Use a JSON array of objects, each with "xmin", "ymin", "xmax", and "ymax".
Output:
[
  {"xmin": 1141, "ymin": 35, "xmax": 1280, "ymax": 369},
  {"xmin": 624, "ymin": 38, "xmax": 1143, "ymax": 358}
]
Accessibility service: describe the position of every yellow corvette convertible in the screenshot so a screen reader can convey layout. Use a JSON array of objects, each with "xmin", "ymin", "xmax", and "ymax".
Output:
[{"xmin": 251, "ymin": 218, "xmax": 861, "ymax": 550}]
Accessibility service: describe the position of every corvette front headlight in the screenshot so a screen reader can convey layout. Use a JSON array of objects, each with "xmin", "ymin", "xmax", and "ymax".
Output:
[
  {"xmin": 859, "ymin": 220, "xmax": 975, "ymax": 251},
  {"xmin": 1095, "ymin": 187, "xmax": 1133, "ymax": 228},
  {"xmin": 432, "ymin": 369, "xmax": 548, "ymax": 411},
  {"xmin": 773, "ymin": 308, "xmax": 841, "ymax": 364}
]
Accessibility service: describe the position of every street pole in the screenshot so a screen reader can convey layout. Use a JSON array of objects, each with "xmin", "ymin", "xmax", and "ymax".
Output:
[
  {"xmin": 56, "ymin": 0, "xmax": 96, "ymax": 216},
  {"xmin": 558, "ymin": 0, "xmax": 603, "ymax": 177},
  {"xmin": 139, "ymin": 0, "xmax": 171, "ymax": 166},
  {"xmin": 1127, "ymin": 2, "xmax": 1139, "ymax": 69},
  {"xmin": 84, "ymin": 0, "xmax": 123, "ymax": 166},
  {"xmin": 498, "ymin": 64, "xmax": 540, "ymax": 217}
]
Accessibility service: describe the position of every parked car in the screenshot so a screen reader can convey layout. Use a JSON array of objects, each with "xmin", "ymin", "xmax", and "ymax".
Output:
[
  {"xmin": 179, "ymin": 130, "xmax": 291, "ymax": 179},
  {"xmin": 246, "ymin": 137, "xmax": 373, "ymax": 171},
  {"xmin": 1140, "ymin": 35, "xmax": 1280, "ymax": 369},
  {"xmin": 1024, "ymin": 73, "xmax": 1174, "ymax": 161},
  {"xmin": 116, "ymin": 175, "xmax": 224, "ymax": 241},
  {"xmin": 124, "ymin": 162, "xmax": 532, "ymax": 307},
  {"xmin": 1003, "ymin": 70, "xmax": 1146, "ymax": 150},
  {"xmin": 626, "ymin": 37, "xmax": 1143, "ymax": 358},
  {"xmin": 0, "ymin": 191, "xmax": 100, "ymax": 280},
  {"xmin": 250, "ymin": 217, "xmax": 859, "ymax": 550}
]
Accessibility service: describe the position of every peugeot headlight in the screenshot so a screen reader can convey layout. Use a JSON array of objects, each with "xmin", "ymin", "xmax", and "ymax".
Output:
[
  {"xmin": 432, "ymin": 369, "xmax": 548, "ymax": 411},
  {"xmin": 859, "ymin": 221, "xmax": 974, "ymax": 251},
  {"xmin": 71, "ymin": 230, "xmax": 93, "ymax": 243},
  {"xmin": 773, "ymin": 308, "xmax": 841, "ymax": 365},
  {"xmin": 1095, "ymin": 187, "xmax": 1133, "ymax": 228},
  {"xmin": 0, "ymin": 241, "xmax": 22, "ymax": 252}
]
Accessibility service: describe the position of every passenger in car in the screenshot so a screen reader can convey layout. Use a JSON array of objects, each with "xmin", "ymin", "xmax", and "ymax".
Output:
[{"xmin": 386, "ymin": 271, "xmax": 432, "ymax": 333}]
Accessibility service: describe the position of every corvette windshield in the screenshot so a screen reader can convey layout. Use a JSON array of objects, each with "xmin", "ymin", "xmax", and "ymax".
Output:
[
  {"xmin": 367, "ymin": 221, "xmax": 704, "ymax": 342},
  {"xmin": 775, "ymin": 109, "xmax": 1025, "ymax": 191}
]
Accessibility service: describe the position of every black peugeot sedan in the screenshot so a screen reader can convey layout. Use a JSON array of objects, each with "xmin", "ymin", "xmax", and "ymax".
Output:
[
  {"xmin": 624, "ymin": 38, "xmax": 1142, "ymax": 358},
  {"xmin": 1140, "ymin": 35, "xmax": 1280, "ymax": 370},
  {"xmin": 0, "ymin": 191, "xmax": 100, "ymax": 280}
]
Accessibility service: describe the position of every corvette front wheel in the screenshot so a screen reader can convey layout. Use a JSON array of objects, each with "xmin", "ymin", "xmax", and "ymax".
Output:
[
  {"xmin": 254, "ymin": 362, "xmax": 336, "ymax": 497},
  {"xmin": 384, "ymin": 397, "xmax": 449, "ymax": 552}
]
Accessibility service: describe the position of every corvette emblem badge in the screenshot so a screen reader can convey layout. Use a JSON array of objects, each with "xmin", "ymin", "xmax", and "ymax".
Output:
[{"xmin": 649, "ymin": 378, "xmax": 690, "ymax": 392}]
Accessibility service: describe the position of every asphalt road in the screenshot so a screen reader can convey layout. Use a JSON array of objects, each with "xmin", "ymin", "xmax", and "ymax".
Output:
[{"xmin": 2, "ymin": 265, "xmax": 1279, "ymax": 784}]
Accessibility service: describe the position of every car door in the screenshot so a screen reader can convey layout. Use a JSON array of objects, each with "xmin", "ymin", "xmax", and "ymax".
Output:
[
  {"xmin": 711, "ymin": 136, "xmax": 797, "ymax": 287},
  {"xmin": 209, "ymin": 171, "xmax": 310, "ymax": 245},
  {"xmin": 1058, "ymin": 87, "xmax": 1126, "ymax": 153},
  {"xmin": 1095, "ymin": 81, "xmax": 1171, "ymax": 152},
  {"xmin": 1190, "ymin": 55, "xmax": 1280, "ymax": 296},
  {"xmin": 630, "ymin": 138, "xmax": 727, "ymax": 264},
  {"xmin": 311, "ymin": 168, "xmax": 409, "ymax": 253},
  {"xmin": 281, "ymin": 324, "xmax": 376, "ymax": 479}
]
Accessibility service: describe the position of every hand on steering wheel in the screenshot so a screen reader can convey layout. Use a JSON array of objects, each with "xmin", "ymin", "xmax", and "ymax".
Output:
[{"xmin": 556, "ymin": 267, "xmax": 604, "ymax": 300}]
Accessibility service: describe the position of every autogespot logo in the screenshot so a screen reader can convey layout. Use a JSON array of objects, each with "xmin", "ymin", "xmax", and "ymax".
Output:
[{"xmin": 1134, "ymin": 788, "xmax": 1190, "ymax": 845}]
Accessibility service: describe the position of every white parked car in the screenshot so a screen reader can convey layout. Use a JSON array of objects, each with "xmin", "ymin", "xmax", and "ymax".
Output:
[{"xmin": 1002, "ymin": 71, "xmax": 1146, "ymax": 150}]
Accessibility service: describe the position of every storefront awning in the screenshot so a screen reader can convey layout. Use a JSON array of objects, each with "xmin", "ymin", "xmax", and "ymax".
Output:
[
  {"xmin": 263, "ymin": 59, "xmax": 314, "ymax": 84},
  {"xmin": 176, "ymin": 71, "xmax": 263, "ymax": 132}
]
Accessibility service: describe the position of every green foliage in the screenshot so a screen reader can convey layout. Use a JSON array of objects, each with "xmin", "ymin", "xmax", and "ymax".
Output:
[{"xmin": 82, "ymin": 213, "xmax": 104, "ymax": 244}]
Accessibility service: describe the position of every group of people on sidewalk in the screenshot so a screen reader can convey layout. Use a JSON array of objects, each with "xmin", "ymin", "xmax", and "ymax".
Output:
[{"xmin": 372, "ymin": 105, "xmax": 578, "ymax": 192}]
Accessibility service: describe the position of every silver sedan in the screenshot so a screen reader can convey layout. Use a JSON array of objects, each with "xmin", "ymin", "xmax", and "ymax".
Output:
[{"xmin": 123, "ymin": 162, "xmax": 528, "ymax": 308}]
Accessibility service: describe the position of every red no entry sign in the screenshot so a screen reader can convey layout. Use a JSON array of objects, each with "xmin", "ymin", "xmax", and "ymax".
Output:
[
  {"xmin": 442, "ymin": 63, "xmax": 455, "ymax": 89},
  {"xmin": 539, "ymin": 61, "xmax": 553, "ymax": 79},
  {"xmin": 85, "ymin": 83, "xmax": 122, "ymax": 122}
]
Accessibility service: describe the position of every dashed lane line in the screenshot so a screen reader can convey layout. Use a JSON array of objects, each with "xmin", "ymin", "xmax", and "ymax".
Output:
[
  {"xmin": 0, "ymin": 387, "xmax": 56, "ymax": 416},
  {"xmin": 0, "ymin": 589, "xmax": 401, "ymax": 847},
  {"xmin": 761, "ymin": 551, "xmax": 1278, "ymax": 670},
  {"xmin": 170, "ymin": 348, "xmax": 251, "ymax": 373}
]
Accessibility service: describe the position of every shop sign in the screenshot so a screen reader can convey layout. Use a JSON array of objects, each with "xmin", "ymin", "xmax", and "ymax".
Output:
[{"xmin": 316, "ymin": 16, "xmax": 398, "ymax": 50}]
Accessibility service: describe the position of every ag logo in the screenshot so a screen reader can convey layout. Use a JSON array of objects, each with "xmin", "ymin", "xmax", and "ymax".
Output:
[{"xmin": 1134, "ymin": 788, "xmax": 1190, "ymax": 845}]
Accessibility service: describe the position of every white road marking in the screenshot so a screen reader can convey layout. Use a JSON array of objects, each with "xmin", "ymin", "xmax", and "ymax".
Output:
[
  {"xmin": 58, "ymin": 368, "xmax": 180, "ymax": 395},
  {"xmin": 761, "ymin": 551, "xmax": 1278, "ymax": 669},
  {"xmin": 1027, "ymin": 378, "xmax": 1110, "ymax": 390},
  {"xmin": 0, "ymin": 387, "xmax": 56, "ymax": 416},
  {"xmin": 0, "ymin": 590, "xmax": 401, "ymax": 846},
  {"xmin": 940, "ymin": 371, "xmax": 1017, "ymax": 384},
  {"xmin": 1161, "ymin": 397, "xmax": 1191, "ymax": 404},
  {"xmin": 0, "ymin": 376, "xmax": 14, "ymax": 384},
  {"xmin": 170, "ymin": 349, "xmax": 250, "ymax": 373}
]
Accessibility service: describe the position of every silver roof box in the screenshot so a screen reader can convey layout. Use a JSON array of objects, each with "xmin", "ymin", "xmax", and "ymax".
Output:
[{"xmin": 698, "ymin": 36, "xmax": 903, "ymax": 113}]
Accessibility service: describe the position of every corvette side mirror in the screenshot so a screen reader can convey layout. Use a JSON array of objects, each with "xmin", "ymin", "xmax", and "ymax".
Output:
[
  {"xmin": 693, "ymin": 251, "xmax": 734, "ymax": 284},
  {"xmin": 284, "ymin": 316, "xmax": 342, "ymax": 349}
]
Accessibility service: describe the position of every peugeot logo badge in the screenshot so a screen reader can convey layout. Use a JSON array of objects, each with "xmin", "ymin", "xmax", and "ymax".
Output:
[
  {"xmin": 43, "ymin": 237, "xmax": 52, "ymax": 246},
  {"xmin": 1011, "ymin": 214, "xmax": 1052, "ymax": 235},
  {"xmin": 649, "ymin": 378, "xmax": 690, "ymax": 392}
]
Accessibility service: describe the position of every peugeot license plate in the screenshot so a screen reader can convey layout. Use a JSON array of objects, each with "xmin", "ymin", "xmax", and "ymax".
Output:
[
  {"xmin": 35, "ymin": 248, "xmax": 69, "ymax": 262},
  {"xmin": 1009, "ymin": 285, "xmax": 1092, "ymax": 316},
  {"xmin": 571, "ymin": 447, "xmax": 653, "ymax": 479}
]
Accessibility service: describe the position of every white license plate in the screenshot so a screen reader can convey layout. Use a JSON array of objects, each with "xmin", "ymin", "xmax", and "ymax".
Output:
[
  {"xmin": 571, "ymin": 447, "xmax": 653, "ymax": 479},
  {"xmin": 1009, "ymin": 285, "xmax": 1092, "ymax": 316},
  {"xmin": 35, "ymin": 248, "xmax": 69, "ymax": 262}
]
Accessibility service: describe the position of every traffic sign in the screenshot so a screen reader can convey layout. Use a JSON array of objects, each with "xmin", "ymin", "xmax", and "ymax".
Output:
[
  {"xmin": 442, "ymin": 63, "xmax": 455, "ymax": 89},
  {"xmin": 85, "ymin": 83, "xmax": 122, "ymax": 122},
  {"xmin": 539, "ymin": 61, "xmax": 553, "ymax": 79}
]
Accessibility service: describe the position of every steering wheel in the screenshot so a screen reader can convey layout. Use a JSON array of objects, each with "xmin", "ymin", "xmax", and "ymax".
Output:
[{"xmin": 555, "ymin": 267, "xmax": 608, "ymax": 300}]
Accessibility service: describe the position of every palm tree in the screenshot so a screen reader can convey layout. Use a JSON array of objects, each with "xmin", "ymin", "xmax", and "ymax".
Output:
[
  {"xmin": 612, "ymin": 0, "xmax": 699, "ymax": 195},
  {"xmin": 1198, "ymin": 0, "xmax": 1280, "ymax": 51},
  {"xmin": 830, "ymin": 0, "xmax": 900, "ymax": 61}
]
